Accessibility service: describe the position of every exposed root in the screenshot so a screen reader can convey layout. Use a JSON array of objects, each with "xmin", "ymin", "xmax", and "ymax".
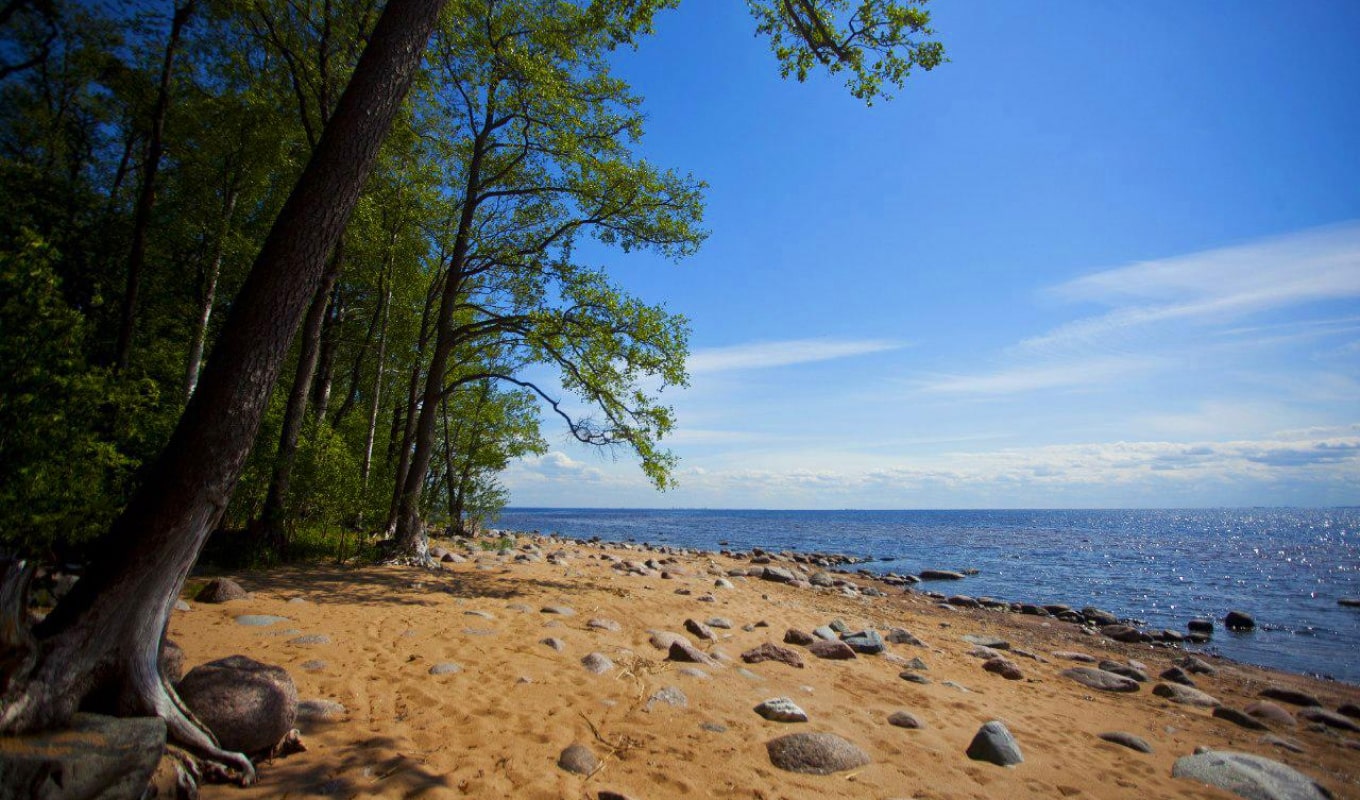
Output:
[{"xmin": 151, "ymin": 664, "xmax": 256, "ymax": 784}]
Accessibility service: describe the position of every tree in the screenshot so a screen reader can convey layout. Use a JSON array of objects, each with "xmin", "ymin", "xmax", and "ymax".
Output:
[{"xmin": 0, "ymin": 0, "xmax": 943, "ymax": 785}]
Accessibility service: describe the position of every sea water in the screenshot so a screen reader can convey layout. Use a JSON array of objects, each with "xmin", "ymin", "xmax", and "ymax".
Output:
[{"xmin": 496, "ymin": 507, "xmax": 1360, "ymax": 684}]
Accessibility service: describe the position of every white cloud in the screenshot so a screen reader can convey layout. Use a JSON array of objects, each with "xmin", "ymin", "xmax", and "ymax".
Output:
[
  {"xmin": 686, "ymin": 337, "xmax": 904, "ymax": 374},
  {"xmin": 918, "ymin": 355, "xmax": 1161, "ymax": 395}
]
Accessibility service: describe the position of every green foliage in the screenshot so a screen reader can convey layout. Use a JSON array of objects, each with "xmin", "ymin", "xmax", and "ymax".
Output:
[
  {"xmin": 0, "ymin": 233, "xmax": 155, "ymax": 556},
  {"xmin": 748, "ymin": 0, "xmax": 945, "ymax": 103}
]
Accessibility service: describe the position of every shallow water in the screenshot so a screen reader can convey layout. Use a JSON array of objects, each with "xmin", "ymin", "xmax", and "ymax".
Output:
[{"xmin": 496, "ymin": 507, "xmax": 1360, "ymax": 684}]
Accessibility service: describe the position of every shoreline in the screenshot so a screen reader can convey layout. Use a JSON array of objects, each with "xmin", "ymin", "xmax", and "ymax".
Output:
[{"xmin": 181, "ymin": 531, "xmax": 1360, "ymax": 799}]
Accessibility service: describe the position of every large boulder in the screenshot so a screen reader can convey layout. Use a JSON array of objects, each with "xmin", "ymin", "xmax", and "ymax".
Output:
[
  {"xmin": 193, "ymin": 578, "xmax": 248, "ymax": 604},
  {"xmin": 0, "ymin": 713, "xmax": 166, "ymax": 800},
  {"xmin": 1172, "ymin": 750, "xmax": 1330, "ymax": 800},
  {"xmin": 765, "ymin": 732, "xmax": 870, "ymax": 775},
  {"xmin": 159, "ymin": 638, "xmax": 185, "ymax": 684},
  {"xmin": 176, "ymin": 655, "xmax": 298, "ymax": 754}
]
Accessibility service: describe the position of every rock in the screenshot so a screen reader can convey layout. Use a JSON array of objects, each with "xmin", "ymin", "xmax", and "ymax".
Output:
[
  {"xmin": 581, "ymin": 653, "xmax": 614, "ymax": 674},
  {"xmin": 1177, "ymin": 655, "xmax": 1217, "ymax": 675},
  {"xmin": 1161, "ymin": 666, "xmax": 1196, "ymax": 686},
  {"xmin": 1298, "ymin": 707, "xmax": 1360, "ymax": 733},
  {"xmin": 755, "ymin": 697, "xmax": 808, "ymax": 722},
  {"xmin": 540, "ymin": 637, "xmax": 566, "ymax": 652},
  {"xmin": 1097, "ymin": 661, "xmax": 1148, "ymax": 682},
  {"xmin": 783, "ymin": 628, "xmax": 815, "ymax": 646},
  {"xmin": 741, "ymin": 643, "xmax": 805, "ymax": 669},
  {"xmin": 1246, "ymin": 702, "xmax": 1297, "ymax": 727},
  {"xmin": 887, "ymin": 711, "xmax": 923, "ymax": 729},
  {"xmin": 918, "ymin": 570, "xmax": 965, "ymax": 580},
  {"xmin": 982, "ymin": 657, "xmax": 1023, "ymax": 680},
  {"xmin": 1261, "ymin": 734, "xmax": 1306, "ymax": 754},
  {"xmin": 667, "ymin": 640, "xmax": 717, "ymax": 666},
  {"xmin": 1338, "ymin": 597, "xmax": 1360, "ymax": 608},
  {"xmin": 194, "ymin": 578, "xmax": 248, "ymax": 603},
  {"xmin": 598, "ymin": 792, "xmax": 638, "ymax": 800},
  {"xmin": 684, "ymin": 618, "xmax": 715, "ymax": 641},
  {"xmin": 840, "ymin": 630, "xmax": 885, "ymax": 654},
  {"xmin": 1082, "ymin": 607, "xmax": 1119, "ymax": 626},
  {"xmin": 1100, "ymin": 624, "xmax": 1148, "ymax": 643},
  {"xmin": 947, "ymin": 594, "xmax": 980, "ymax": 608},
  {"xmin": 899, "ymin": 671, "xmax": 930, "ymax": 685},
  {"xmin": 1054, "ymin": 651, "xmax": 1097, "ymax": 663},
  {"xmin": 160, "ymin": 639, "xmax": 185, "ymax": 684},
  {"xmin": 965, "ymin": 720, "xmax": 1023, "ymax": 767},
  {"xmin": 714, "ymin": 578, "xmax": 734, "ymax": 589},
  {"xmin": 765, "ymin": 732, "xmax": 871, "ymax": 775},
  {"xmin": 1098, "ymin": 731, "xmax": 1152, "ymax": 753},
  {"xmin": 1224, "ymin": 610, "xmax": 1255, "ymax": 631},
  {"xmin": 1259, "ymin": 687, "xmax": 1321, "ymax": 707},
  {"xmin": 0, "ymin": 713, "xmax": 166, "ymax": 800},
  {"xmin": 706, "ymin": 617, "xmax": 734, "ymax": 629},
  {"xmin": 429, "ymin": 662, "xmax": 463, "ymax": 675},
  {"xmin": 645, "ymin": 686, "xmax": 688, "ymax": 711},
  {"xmin": 760, "ymin": 567, "xmax": 798, "ymax": 584},
  {"xmin": 288, "ymin": 634, "xmax": 331, "ymax": 646},
  {"xmin": 1061, "ymin": 667, "xmax": 1140, "ymax": 693},
  {"xmin": 1153, "ymin": 682, "xmax": 1221, "ymax": 708},
  {"xmin": 962, "ymin": 634, "xmax": 1008, "ymax": 650},
  {"xmin": 1214, "ymin": 707, "xmax": 1270, "ymax": 731},
  {"xmin": 1338, "ymin": 703, "xmax": 1360, "ymax": 719},
  {"xmin": 806, "ymin": 640, "xmax": 857, "ymax": 660},
  {"xmin": 811, "ymin": 625, "xmax": 838, "ymax": 641},
  {"xmin": 885, "ymin": 628, "xmax": 924, "ymax": 646},
  {"xmin": 587, "ymin": 618, "xmax": 620, "ymax": 632},
  {"xmin": 177, "ymin": 655, "xmax": 298, "ymax": 754},
  {"xmin": 558, "ymin": 743, "xmax": 599, "ymax": 775},
  {"xmin": 300, "ymin": 659, "xmax": 326, "ymax": 671},
  {"xmin": 1187, "ymin": 618, "xmax": 1214, "ymax": 634},
  {"xmin": 1172, "ymin": 750, "xmax": 1330, "ymax": 800},
  {"xmin": 540, "ymin": 605, "xmax": 576, "ymax": 616},
  {"xmin": 297, "ymin": 699, "xmax": 347, "ymax": 732},
  {"xmin": 648, "ymin": 630, "xmax": 691, "ymax": 651}
]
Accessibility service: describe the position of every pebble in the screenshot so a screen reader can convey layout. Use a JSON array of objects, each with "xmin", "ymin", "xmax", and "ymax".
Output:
[
  {"xmin": 966, "ymin": 720, "xmax": 1023, "ymax": 766},
  {"xmin": 1245, "ymin": 701, "xmax": 1297, "ymax": 727},
  {"xmin": 841, "ymin": 630, "xmax": 886, "ymax": 654},
  {"xmin": 783, "ymin": 629, "xmax": 815, "ymax": 646},
  {"xmin": 983, "ymin": 657, "xmax": 1024, "ymax": 680},
  {"xmin": 1213, "ymin": 707, "xmax": 1269, "ymax": 731},
  {"xmin": 173, "ymin": 600, "xmax": 192, "ymax": 612},
  {"xmin": 1160, "ymin": 666, "xmax": 1196, "ymax": 686},
  {"xmin": 557, "ymin": 743, "xmax": 599, "ymax": 775},
  {"xmin": 463, "ymin": 610, "xmax": 495, "ymax": 620},
  {"xmin": 541, "ymin": 605, "xmax": 576, "ymax": 616},
  {"xmin": 1097, "ymin": 661, "xmax": 1148, "ymax": 682},
  {"xmin": 706, "ymin": 617, "xmax": 733, "ymax": 629},
  {"xmin": 684, "ymin": 618, "xmax": 715, "ymax": 641},
  {"xmin": 540, "ymin": 637, "xmax": 566, "ymax": 652},
  {"xmin": 300, "ymin": 659, "xmax": 326, "ymax": 671},
  {"xmin": 1298, "ymin": 707, "xmax": 1360, "ymax": 733},
  {"xmin": 581, "ymin": 652, "xmax": 614, "ymax": 674},
  {"xmin": 288, "ymin": 634, "xmax": 332, "ymax": 646},
  {"xmin": 297, "ymin": 699, "xmax": 347, "ymax": 723},
  {"xmin": 1097, "ymin": 731, "xmax": 1152, "ymax": 753},
  {"xmin": 812, "ymin": 625, "xmax": 838, "ymax": 641},
  {"xmin": 678, "ymin": 667, "xmax": 709, "ymax": 680},
  {"xmin": 1176, "ymin": 655, "xmax": 1217, "ymax": 675},
  {"xmin": 648, "ymin": 630, "xmax": 691, "ymax": 651},
  {"xmin": 668, "ymin": 640, "xmax": 718, "ymax": 666},
  {"xmin": 1259, "ymin": 686, "xmax": 1321, "ymax": 707},
  {"xmin": 765, "ymin": 732, "xmax": 871, "ymax": 775},
  {"xmin": 885, "ymin": 628, "xmax": 924, "ymax": 646},
  {"xmin": 962, "ymin": 634, "xmax": 1009, "ymax": 650},
  {"xmin": 887, "ymin": 711, "xmax": 923, "ymax": 729},
  {"xmin": 899, "ymin": 671, "xmax": 930, "ymax": 685},
  {"xmin": 234, "ymin": 615, "xmax": 289, "ymax": 627},
  {"xmin": 1053, "ymin": 651, "xmax": 1097, "ymax": 663},
  {"xmin": 1260, "ymin": 733, "xmax": 1306, "ymax": 754},
  {"xmin": 428, "ymin": 662, "xmax": 463, "ymax": 675},
  {"xmin": 700, "ymin": 722, "xmax": 728, "ymax": 733},
  {"xmin": 754, "ymin": 697, "xmax": 808, "ymax": 722},
  {"xmin": 587, "ymin": 618, "xmax": 621, "ymax": 632}
]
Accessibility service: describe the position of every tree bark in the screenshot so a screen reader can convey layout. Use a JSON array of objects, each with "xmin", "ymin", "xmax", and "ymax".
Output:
[
  {"xmin": 360, "ymin": 280, "xmax": 391, "ymax": 488},
  {"xmin": 115, "ymin": 1, "xmax": 195, "ymax": 371},
  {"xmin": 0, "ymin": 0, "xmax": 449, "ymax": 780},
  {"xmin": 310, "ymin": 281, "xmax": 345, "ymax": 424}
]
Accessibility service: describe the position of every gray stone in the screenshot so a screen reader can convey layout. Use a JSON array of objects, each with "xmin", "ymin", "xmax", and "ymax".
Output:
[
  {"xmin": 235, "ymin": 614, "xmax": 289, "ymax": 627},
  {"xmin": 918, "ymin": 569, "xmax": 965, "ymax": 580},
  {"xmin": 965, "ymin": 720, "xmax": 1023, "ymax": 766},
  {"xmin": 765, "ymin": 732, "xmax": 871, "ymax": 775},
  {"xmin": 1298, "ymin": 707, "xmax": 1360, "ymax": 733},
  {"xmin": 558, "ymin": 743, "xmax": 599, "ymax": 775},
  {"xmin": 300, "ymin": 659, "xmax": 327, "ymax": 671},
  {"xmin": 429, "ymin": 662, "xmax": 463, "ymax": 675},
  {"xmin": 1161, "ymin": 666, "xmax": 1196, "ymax": 686},
  {"xmin": 1215, "ymin": 707, "xmax": 1270, "ymax": 731},
  {"xmin": 678, "ymin": 667, "xmax": 709, "ymax": 680},
  {"xmin": 783, "ymin": 628, "xmax": 815, "ymax": 646},
  {"xmin": 1224, "ymin": 610, "xmax": 1256, "ymax": 631},
  {"xmin": 177, "ymin": 655, "xmax": 298, "ymax": 754},
  {"xmin": 173, "ymin": 599, "xmax": 192, "ymax": 612},
  {"xmin": 700, "ymin": 722, "xmax": 728, "ymax": 733},
  {"xmin": 1177, "ymin": 655, "xmax": 1217, "ymax": 675},
  {"xmin": 297, "ymin": 699, "xmax": 347, "ymax": 728},
  {"xmin": 194, "ymin": 578, "xmax": 248, "ymax": 603},
  {"xmin": 540, "ymin": 637, "xmax": 566, "ymax": 652},
  {"xmin": 899, "ymin": 671, "xmax": 930, "ymax": 685},
  {"xmin": 1098, "ymin": 731, "xmax": 1152, "ymax": 753},
  {"xmin": 587, "ymin": 618, "xmax": 621, "ymax": 632},
  {"xmin": 755, "ymin": 697, "xmax": 808, "ymax": 722},
  {"xmin": 684, "ymin": 618, "xmax": 715, "ymax": 641},
  {"xmin": 1054, "ymin": 651, "xmax": 1097, "ymax": 663},
  {"xmin": 887, "ymin": 711, "xmax": 923, "ymax": 729},
  {"xmin": 760, "ymin": 567, "xmax": 798, "ymax": 584},
  {"xmin": 1082, "ymin": 607, "xmax": 1119, "ymax": 626},
  {"xmin": 645, "ymin": 686, "xmax": 688, "ymax": 711},
  {"xmin": 1172, "ymin": 750, "xmax": 1330, "ymax": 800},
  {"xmin": 0, "ymin": 713, "xmax": 166, "ymax": 800},
  {"xmin": 1246, "ymin": 702, "xmax": 1296, "ymax": 727},
  {"xmin": 540, "ymin": 605, "xmax": 576, "ymax": 616},
  {"xmin": 1154, "ymin": 682, "xmax": 1221, "ymax": 708},
  {"xmin": 1259, "ymin": 687, "xmax": 1321, "ymax": 707},
  {"xmin": 648, "ymin": 630, "xmax": 691, "ymax": 651},
  {"xmin": 159, "ymin": 639, "xmax": 185, "ymax": 684},
  {"xmin": 841, "ymin": 630, "xmax": 885, "ymax": 654},
  {"xmin": 581, "ymin": 652, "xmax": 614, "ymax": 674},
  {"xmin": 962, "ymin": 634, "xmax": 1009, "ymax": 650},
  {"xmin": 1101, "ymin": 624, "xmax": 1148, "ymax": 643},
  {"xmin": 1098, "ymin": 661, "xmax": 1148, "ymax": 682},
  {"xmin": 806, "ymin": 640, "xmax": 857, "ymax": 660},
  {"xmin": 885, "ymin": 628, "xmax": 924, "ymax": 646},
  {"xmin": 463, "ymin": 610, "xmax": 495, "ymax": 620},
  {"xmin": 1061, "ymin": 667, "xmax": 1140, "ymax": 692},
  {"xmin": 1261, "ymin": 734, "xmax": 1306, "ymax": 754},
  {"xmin": 667, "ymin": 640, "xmax": 717, "ymax": 666},
  {"xmin": 287, "ymin": 633, "xmax": 331, "ymax": 646},
  {"xmin": 706, "ymin": 617, "xmax": 734, "ymax": 629},
  {"xmin": 812, "ymin": 625, "xmax": 838, "ymax": 641}
]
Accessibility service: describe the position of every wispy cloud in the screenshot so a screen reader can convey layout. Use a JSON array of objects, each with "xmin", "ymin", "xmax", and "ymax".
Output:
[
  {"xmin": 1024, "ymin": 221, "xmax": 1360, "ymax": 355},
  {"xmin": 918, "ymin": 355, "xmax": 1161, "ymax": 395},
  {"xmin": 687, "ymin": 338, "xmax": 904, "ymax": 374}
]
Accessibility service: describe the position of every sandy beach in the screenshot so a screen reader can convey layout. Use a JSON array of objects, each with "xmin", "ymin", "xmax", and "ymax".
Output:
[{"xmin": 174, "ymin": 535, "xmax": 1360, "ymax": 799}]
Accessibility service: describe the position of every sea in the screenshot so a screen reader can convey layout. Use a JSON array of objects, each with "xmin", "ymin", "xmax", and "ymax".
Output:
[{"xmin": 495, "ymin": 507, "xmax": 1360, "ymax": 685}]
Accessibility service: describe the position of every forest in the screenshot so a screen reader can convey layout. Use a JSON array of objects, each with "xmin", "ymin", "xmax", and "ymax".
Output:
[{"xmin": 0, "ymin": 0, "xmax": 941, "ymax": 783}]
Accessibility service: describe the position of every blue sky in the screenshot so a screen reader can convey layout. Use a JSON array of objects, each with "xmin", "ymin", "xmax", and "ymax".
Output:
[{"xmin": 502, "ymin": 0, "xmax": 1360, "ymax": 509}]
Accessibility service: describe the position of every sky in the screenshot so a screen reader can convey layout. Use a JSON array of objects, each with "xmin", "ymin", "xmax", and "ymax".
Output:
[{"xmin": 500, "ymin": 0, "xmax": 1360, "ymax": 510}]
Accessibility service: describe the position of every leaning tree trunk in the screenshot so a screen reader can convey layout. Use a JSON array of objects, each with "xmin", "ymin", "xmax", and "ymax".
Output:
[{"xmin": 0, "ymin": 0, "xmax": 449, "ymax": 781}]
